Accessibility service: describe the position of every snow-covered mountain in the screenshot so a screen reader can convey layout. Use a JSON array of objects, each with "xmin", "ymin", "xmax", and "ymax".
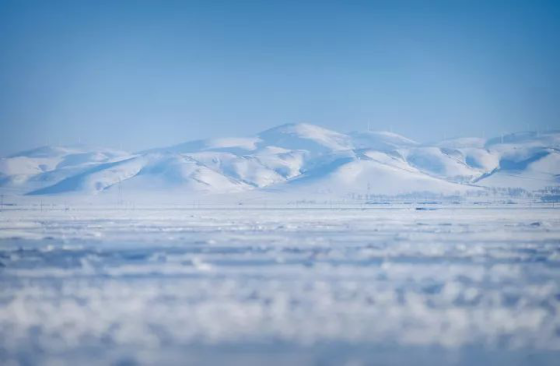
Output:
[
  {"xmin": 0, "ymin": 145, "xmax": 130, "ymax": 195},
  {"xmin": 1, "ymin": 124, "xmax": 558, "ymax": 199}
]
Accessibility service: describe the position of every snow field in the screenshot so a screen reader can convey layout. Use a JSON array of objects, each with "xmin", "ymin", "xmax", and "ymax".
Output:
[{"xmin": 0, "ymin": 206, "xmax": 559, "ymax": 364}]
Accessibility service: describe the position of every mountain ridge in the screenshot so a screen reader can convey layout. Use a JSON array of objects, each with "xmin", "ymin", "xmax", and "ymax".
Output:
[{"xmin": 1, "ymin": 124, "xmax": 558, "ymax": 199}]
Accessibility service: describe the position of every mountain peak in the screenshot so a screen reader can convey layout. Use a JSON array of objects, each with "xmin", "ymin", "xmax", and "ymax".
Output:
[
  {"xmin": 258, "ymin": 123, "xmax": 352, "ymax": 152},
  {"xmin": 351, "ymin": 130, "xmax": 418, "ymax": 150}
]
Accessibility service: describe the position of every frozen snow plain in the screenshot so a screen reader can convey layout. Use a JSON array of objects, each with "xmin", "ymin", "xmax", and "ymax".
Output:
[
  {"xmin": 1, "ymin": 204, "xmax": 560, "ymax": 365},
  {"xmin": 0, "ymin": 205, "xmax": 560, "ymax": 365}
]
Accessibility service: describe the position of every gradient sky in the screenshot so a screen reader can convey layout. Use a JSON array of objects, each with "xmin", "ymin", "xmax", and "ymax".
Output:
[{"xmin": 1, "ymin": 0, "xmax": 560, "ymax": 155}]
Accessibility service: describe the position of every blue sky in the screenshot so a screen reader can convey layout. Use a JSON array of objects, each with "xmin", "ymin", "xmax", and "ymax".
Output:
[{"xmin": 1, "ymin": 0, "xmax": 559, "ymax": 155}]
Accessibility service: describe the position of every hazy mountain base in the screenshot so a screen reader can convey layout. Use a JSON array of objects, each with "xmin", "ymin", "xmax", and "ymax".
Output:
[{"xmin": 1, "ymin": 185, "xmax": 558, "ymax": 209}]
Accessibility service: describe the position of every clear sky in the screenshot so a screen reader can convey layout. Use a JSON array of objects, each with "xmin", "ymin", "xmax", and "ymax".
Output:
[{"xmin": 1, "ymin": 0, "xmax": 559, "ymax": 155}]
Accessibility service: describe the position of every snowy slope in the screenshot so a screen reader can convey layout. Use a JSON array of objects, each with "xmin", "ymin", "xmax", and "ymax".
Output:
[
  {"xmin": 402, "ymin": 147, "xmax": 485, "ymax": 183},
  {"xmin": 1, "ymin": 126, "xmax": 559, "ymax": 198},
  {"xmin": 351, "ymin": 131, "xmax": 418, "ymax": 151},
  {"xmin": 267, "ymin": 149, "xmax": 473, "ymax": 198},
  {"xmin": 258, "ymin": 123, "xmax": 353, "ymax": 153},
  {"xmin": 146, "ymin": 137, "xmax": 261, "ymax": 155},
  {"xmin": 28, "ymin": 153, "xmax": 250, "ymax": 196},
  {"xmin": 474, "ymin": 132, "xmax": 560, "ymax": 190},
  {"xmin": 187, "ymin": 150, "xmax": 305, "ymax": 188},
  {"xmin": 0, "ymin": 145, "xmax": 131, "ymax": 194}
]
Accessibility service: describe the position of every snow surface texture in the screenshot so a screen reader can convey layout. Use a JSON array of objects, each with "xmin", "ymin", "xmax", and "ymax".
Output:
[
  {"xmin": 1, "ymin": 124, "xmax": 558, "ymax": 200},
  {"xmin": 1, "ymin": 205, "xmax": 559, "ymax": 365}
]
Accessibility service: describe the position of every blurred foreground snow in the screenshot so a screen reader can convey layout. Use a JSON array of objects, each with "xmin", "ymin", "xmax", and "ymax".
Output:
[{"xmin": 0, "ymin": 205, "xmax": 559, "ymax": 365}]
